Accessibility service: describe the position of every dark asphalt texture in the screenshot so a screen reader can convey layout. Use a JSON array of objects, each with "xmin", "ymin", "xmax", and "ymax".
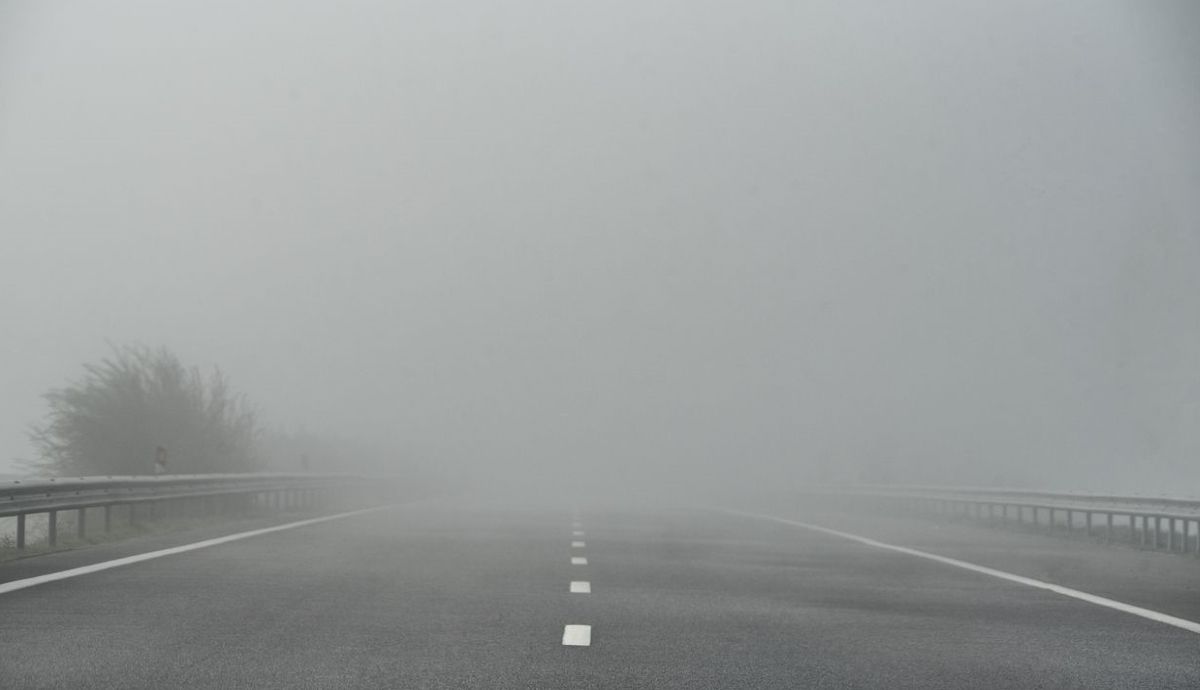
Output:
[{"xmin": 1, "ymin": 499, "xmax": 1198, "ymax": 688}]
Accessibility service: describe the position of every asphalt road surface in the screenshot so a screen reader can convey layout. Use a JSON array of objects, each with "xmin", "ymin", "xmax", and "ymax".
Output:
[{"xmin": 2, "ymin": 498, "xmax": 1198, "ymax": 688}]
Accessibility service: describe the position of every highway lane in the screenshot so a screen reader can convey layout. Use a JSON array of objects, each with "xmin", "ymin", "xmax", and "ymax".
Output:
[{"xmin": 1, "ymin": 499, "xmax": 1198, "ymax": 688}]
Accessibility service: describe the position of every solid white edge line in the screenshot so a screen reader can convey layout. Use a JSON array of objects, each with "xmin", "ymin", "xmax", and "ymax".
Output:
[
  {"xmin": 572, "ymin": 530, "xmax": 585, "ymax": 537},
  {"xmin": 719, "ymin": 508, "xmax": 1200, "ymax": 635},
  {"xmin": 571, "ymin": 540, "xmax": 586, "ymax": 548},
  {"xmin": 562, "ymin": 624, "xmax": 592, "ymax": 646},
  {"xmin": 571, "ymin": 556, "xmax": 588, "ymax": 565},
  {"xmin": 570, "ymin": 580, "xmax": 591, "ymax": 593},
  {"xmin": 0, "ymin": 505, "xmax": 396, "ymax": 596}
]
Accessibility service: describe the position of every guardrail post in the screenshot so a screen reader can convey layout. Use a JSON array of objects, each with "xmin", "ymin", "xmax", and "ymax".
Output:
[
  {"xmin": 1085, "ymin": 511, "xmax": 1092, "ymax": 538},
  {"xmin": 1105, "ymin": 513, "xmax": 1113, "ymax": 544},
  {"xmin": 1154, "ymin": 516, "xmax": 1162, "ymax": 549},
  {"xmin": 77, "ymin": 507, "xmax": 87, "ymax": 539},
  {"xmin": 1168, "ymin": 518, "xmax": 1176, "ymax": 552},
  {"xmin": 48, "ymin": 510, "xmax": 58, "ymax": 547},
  {"xmin": 16, "ymin": 513, "xmax": 26, "ymax": 549}
]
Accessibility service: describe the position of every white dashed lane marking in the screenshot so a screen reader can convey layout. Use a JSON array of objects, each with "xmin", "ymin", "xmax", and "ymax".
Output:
[
  {"xmin": 564, "ymin": 516, "xmax": 592, "ymax": 647},
  {"xmin": 562, "ymin": 624, "xmax": 592, "ymax": 646}
]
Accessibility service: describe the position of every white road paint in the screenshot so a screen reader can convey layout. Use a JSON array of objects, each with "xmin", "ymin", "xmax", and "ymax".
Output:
[
  {"xmin": 571, "ymin": 540, "xmax": 586, "ymax": 548},
  {"xmin": 562, "ymin": 624, "xmax": 592, "ymax": 646},
  {"xmin": 570, "ymin": 580, "xmax": 591, "ymax": 593},
  {"xmin": 0, "ymin": 505, "xmax": 396, "ymax": 596},
  {"xmin": 571, "ymin": 556, "xmax": 588, "ymax": 565},
  {"xmin": 721, "ymin": 508, "xmax": 1200, "ymax": 636},
  {"xmin": 572, "ymin": 530, "xmax": 585, "ymax": 537}
]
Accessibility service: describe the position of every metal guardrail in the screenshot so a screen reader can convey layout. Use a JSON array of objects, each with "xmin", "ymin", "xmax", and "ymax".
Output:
[
  {"xmin": 815, "ymin": 485, "xmax": 1200, "ymax": 557},
  {"xmin": 0, "ymin": 473, "xmax": 386, "ymax": 550}
]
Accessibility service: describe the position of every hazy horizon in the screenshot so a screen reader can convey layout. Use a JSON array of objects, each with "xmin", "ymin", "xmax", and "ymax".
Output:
[{"xmin": 3, "ymin": 1, "xmax": 1199, "ymax": 497}]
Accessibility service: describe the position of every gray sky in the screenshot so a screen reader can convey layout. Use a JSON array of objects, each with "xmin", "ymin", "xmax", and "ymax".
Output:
[{"xmin": 2, "ymin": 1, "xmax": 1198, "ymax": 494}]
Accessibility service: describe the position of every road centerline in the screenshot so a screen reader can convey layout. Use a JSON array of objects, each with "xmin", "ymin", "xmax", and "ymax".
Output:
[{"xmin": 562, "ymin": 624, "xmax": 592, "ymax": 646}]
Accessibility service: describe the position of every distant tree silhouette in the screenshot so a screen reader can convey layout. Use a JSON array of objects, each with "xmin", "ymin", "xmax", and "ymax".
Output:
[{"xmin": 27, "ymin": 345, "xmax": 259, "ymax": 476}]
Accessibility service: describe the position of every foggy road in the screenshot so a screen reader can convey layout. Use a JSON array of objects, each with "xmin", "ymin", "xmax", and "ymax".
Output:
[
  {"xmin": 6, "ymin": 2, "xmax": 1200, "ymax": 687},
  {"xmin": 2, "ymin": 500, "xmax": 1198, "ymax": 689}
]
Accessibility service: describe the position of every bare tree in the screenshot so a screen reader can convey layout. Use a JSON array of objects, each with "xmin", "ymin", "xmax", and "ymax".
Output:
[{"xmin": 27, "ymin": 345, "xmax": 259, "ymax": 476}]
